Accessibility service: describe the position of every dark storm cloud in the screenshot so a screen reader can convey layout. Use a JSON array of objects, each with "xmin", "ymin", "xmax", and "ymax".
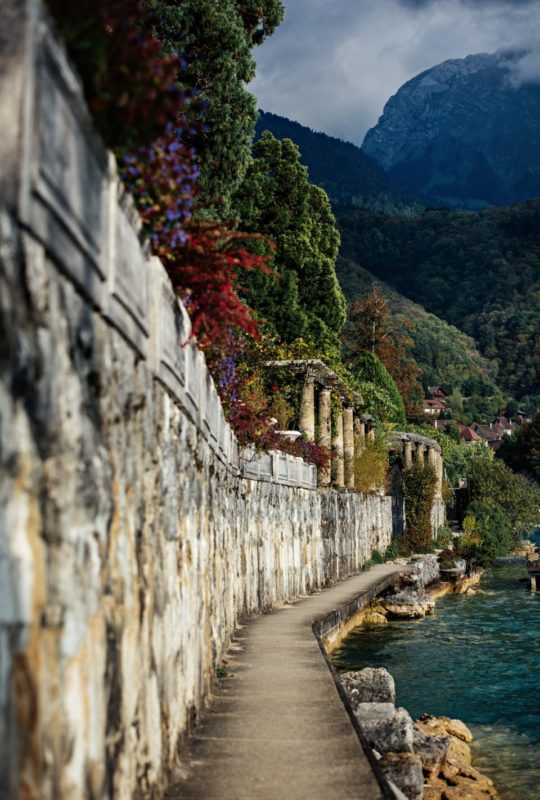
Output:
[{"xmin": 250, "ymin": 0, "xmax": 540, "ymax": 144}]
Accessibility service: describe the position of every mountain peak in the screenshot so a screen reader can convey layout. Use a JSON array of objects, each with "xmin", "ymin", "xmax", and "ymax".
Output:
[{"xmin": 362, "ymin": 50, "xmax": 540, "ymax": 208}]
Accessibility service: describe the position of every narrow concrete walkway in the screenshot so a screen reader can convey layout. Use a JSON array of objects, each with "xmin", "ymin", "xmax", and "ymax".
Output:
[{"xmin": 166, "ymin": 564, "xmax": 408, "ymax": 800}]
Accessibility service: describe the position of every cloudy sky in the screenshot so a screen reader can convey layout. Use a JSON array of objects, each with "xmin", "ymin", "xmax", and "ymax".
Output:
[{"xmin": 250, "ymin": 0, "xmax": 540, "ymax": 145}]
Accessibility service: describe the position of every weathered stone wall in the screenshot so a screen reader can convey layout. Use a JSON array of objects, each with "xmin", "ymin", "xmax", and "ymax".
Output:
[
  {"xmin": 0, "ymin": 214, "xmax": 393, "ymax": 800},
  {"xmin": 0, "ymin": 7, "xmax": 395, "ymax": 798},
  {"xmin": 431, "ymin": 498, "xmax": 447, "ymax": 538},
  {"xmin": 320, "ymin": 491, "xmax": 393, "ymax": 585}
]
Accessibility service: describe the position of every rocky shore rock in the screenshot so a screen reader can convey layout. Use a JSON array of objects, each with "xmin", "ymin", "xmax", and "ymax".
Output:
[
  {"xmin": 340, "ymin": 667, "xmax": 396, "ymax": 706},
  {"xmin": 339, "ymin": 668, "xmax": 499, "ymax": 800},
  {"xmin": 382, "ymin": 589, "xmax": 435, "ymax": 619},
  {"xmin": 511, "ymin": 538, "xmax": 536, "ymax": 557}
]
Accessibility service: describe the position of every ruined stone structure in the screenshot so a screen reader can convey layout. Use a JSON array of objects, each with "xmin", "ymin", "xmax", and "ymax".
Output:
[
  {"xmin": 388, "ymin": 433, "xmax": 446, "ymax": 537},
  {"xmin": 0, "ymin": 4, "xmax": 444, "ymax": 798}
]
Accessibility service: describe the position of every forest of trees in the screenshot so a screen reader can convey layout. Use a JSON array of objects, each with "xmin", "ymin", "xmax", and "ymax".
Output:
[
  {"xmin": 336, "ymin": 202, "xmax": 540, "ymax": 405},
  {"xmin": 256, "ymin": 111, "xmax": 421, "ymax": 215}
]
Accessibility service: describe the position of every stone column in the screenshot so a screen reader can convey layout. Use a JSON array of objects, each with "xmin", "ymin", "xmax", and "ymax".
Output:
[
  {"xmin": 318, "ymin": 387, "xmax": 332, "ymax": 486},
  {"xmin": 404, "ymin": 440, "xmax": 413, "ymax": 469},
  {"xmin": 355, "ymin": 418, "xmax": 366, "ymax": 458},
  {"xmin": 299, "ymin": 375, "xmax": 315, "ymax": 442},
  {"xmin": 367, "ymin": 427, "xmax": 376, "ymax": 443},
  {"xmin": 415, "ymin": 443, "xmax": 425, "ymax": 466},
  {"xmin": 354, "ymin": 418, "xmax": 366, "ymax": 438},
  {"xmin": 436, "ymin": 451, "xmax": 444, "ymax": 498},
  {"xmin": 332, "ymin": 408, "xmax": 345, "ymax": 488},
  {"xmin": 343, "ymin": 407, "xmax": 355, "ymax": 490}
]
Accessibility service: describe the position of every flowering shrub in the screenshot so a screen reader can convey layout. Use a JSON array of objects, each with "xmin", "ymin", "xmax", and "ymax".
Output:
[
  {"xmin": 48, "ymin": 0, "xmax": 328, "ymax": 467},
  {"xmin": 47, "ymin": 0, "xmax": 193, "ymax": 149},
  {"xmin": 122, "ymin": 133, "xmax": 274, "ymax": 347}
]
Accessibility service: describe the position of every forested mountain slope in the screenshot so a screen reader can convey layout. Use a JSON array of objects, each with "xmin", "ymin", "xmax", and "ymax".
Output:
[
  {"xmin": 255, "ymin": 111, "xmax": 421, "ymax": 215},
  {"xmin": 338, "ymin": 257, "xmax": 499, "ymax": 403},
  {"xmin": 336, "ymin": 202, "xmax": 540, "ymax": 402}
]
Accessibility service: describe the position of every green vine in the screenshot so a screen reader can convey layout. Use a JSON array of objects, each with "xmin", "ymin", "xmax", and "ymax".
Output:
[{"xmin": 402, "ymin": 463, "xmax": 437, "ymax": 553}]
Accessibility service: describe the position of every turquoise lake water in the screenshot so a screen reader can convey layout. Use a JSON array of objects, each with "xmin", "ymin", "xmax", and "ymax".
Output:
[{"xmin": 331, "ymin": 553, "xmax": 540, "ymax": 799}]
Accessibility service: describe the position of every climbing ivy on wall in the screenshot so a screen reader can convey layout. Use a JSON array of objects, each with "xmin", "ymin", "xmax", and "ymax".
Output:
[{"xmin": 402, "ymin": 462, "xmax": 437, "ymax": 553}]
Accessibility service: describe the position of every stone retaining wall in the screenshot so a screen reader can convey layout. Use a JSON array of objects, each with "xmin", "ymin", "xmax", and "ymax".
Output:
[{"xmin": 0, "ymin": 6, "xmax": 394, "ymax": 797}]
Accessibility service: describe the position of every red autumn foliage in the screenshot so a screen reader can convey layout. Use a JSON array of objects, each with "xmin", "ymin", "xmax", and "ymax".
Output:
[
  {"xmin": 49, "ymin": 0, "xmax": 328, "ymax": 467},
  {"xmin": 122, "ymin": 131, "xmax": 276, "ymax": 349},
  {"xmin": 168, "ymin": 219, "xmax": 275, "ymax": 348}
]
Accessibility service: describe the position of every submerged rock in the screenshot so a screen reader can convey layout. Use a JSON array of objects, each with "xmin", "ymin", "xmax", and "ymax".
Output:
[{"xmin": 340, "ymin": 667, "xmax": 396, "ymax": 705}]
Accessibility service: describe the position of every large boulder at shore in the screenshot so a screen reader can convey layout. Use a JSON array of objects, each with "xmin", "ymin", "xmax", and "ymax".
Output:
[
  {"xmin": 356, "ymin": 703, "xmax": 415, "ymax": 754},
  {"xmin": 412, "ymin": 554, "xmax": 440, "ymax": 587},
  {"xmin": 379, "ymin": 752, "xmax": 424, "ymax": 800},
  {"xmin": 418, "ymin": 715, "xmax": 473, "ymax": 744},
  {"xmin": 382, "ymin": 589, "xmax": 435, "ymax": 619},
  {"xmin": 340, "ymin": 667, "xmax": 396, "ymax": 706}
]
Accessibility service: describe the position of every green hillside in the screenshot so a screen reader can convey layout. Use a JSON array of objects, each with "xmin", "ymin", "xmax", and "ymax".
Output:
[
  {"xmin": 336, "ymin": 202, "xmax": 540, "ymax": 404},
  {"xmin": 338, "ymin": 257, "xmax": 500, "ymax": 404}
]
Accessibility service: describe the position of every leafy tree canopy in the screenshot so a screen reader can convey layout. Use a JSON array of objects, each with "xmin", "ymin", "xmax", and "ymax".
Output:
[
  {"xmin": 498, "ymin": 410, "xmax": 540, "ymax": 483},
  {"xmin": 353, "ymin": 352, "xmax": 406, "ymax": 426},
  {"xmin": 233, "ymin": 131, "xmax": 347, "ymax": 361},
  {"xmin": 345, "ymin": 285, "xmax": 423, "ymax": 415},
  {"xmin": 147, "ymin": 0, "xmax": 284, "ymax": 207}
]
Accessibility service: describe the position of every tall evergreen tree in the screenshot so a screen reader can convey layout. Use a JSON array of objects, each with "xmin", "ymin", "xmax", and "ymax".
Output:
[
  {"xmin": 147, "ymin": 0, "xmax": 284, "ymax": 207},
  {"xmin": 234, "ymin": 131, "xmax": 347, "ymax": 359}
]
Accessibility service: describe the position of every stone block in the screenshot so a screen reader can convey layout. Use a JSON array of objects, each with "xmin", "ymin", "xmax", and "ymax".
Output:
[
  {"xmin": 240, "ymin": 447, "xmax": 259, "ymax": 480},
  {"xmin": 274, "ymin": 452, "xmax": 289, "ymax": 483},
  {"xmin": 217, "ymin": 410, "xmax": 229, "ymax": 463},
  {"xmin": 257, "ymin": 453, "xmax": 273, "ymax": 482},
  {"xmin": 288, "ymin": 457, "xmax": 299, "ymax": 485},
  {"xmin": 413, "ymin": 727, "xmax": 450, "ymax": 776},
  {"xmin": 184, "ymin": 340, "xmax": 200, "ymax": 422},
  {"xmin": 206, "ymin": 379, "xmax": 219, "ymax": 447},
  {"xmin": 379, "ymin": 752, "xmax": 424, "ymax": 800},
  {"xmin": 20, "ymin": 21, "xmax": 110, "ymax": 309},
  {"xmin": 303, "ymin": 462, "xmax": 317, "ymax": 489},
  {"xmin": 0, "ymin": 1, "xmax": 32, "ymax": 209},
  {"xmin": 105, "ymin": 180, "xmax": 149, "ymax": 356}
]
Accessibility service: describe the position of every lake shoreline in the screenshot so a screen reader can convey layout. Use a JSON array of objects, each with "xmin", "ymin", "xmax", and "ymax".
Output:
[{"xmin": 331, "ymin": 552, "xmax": 540, "ymax": 799}]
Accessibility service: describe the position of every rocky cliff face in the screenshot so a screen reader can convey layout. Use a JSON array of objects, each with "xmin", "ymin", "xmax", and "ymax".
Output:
[{"xmin": 362, "ymin": 51, "xmax": 540, "ymax": 209}]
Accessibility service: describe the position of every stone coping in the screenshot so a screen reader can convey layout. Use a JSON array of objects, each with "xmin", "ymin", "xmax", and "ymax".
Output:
[{"xmin": 262, "ymin": 359, "xmax": 364, "ymax": 406}]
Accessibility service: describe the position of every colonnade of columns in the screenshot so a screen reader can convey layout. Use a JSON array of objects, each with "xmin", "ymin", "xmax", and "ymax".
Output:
[
  {"xmin": 404, "ymin": 439, "xmax": 444, "ymax": 498},
  {"xmin": 298, "ymin": 374, "xmax": 444, "ymax": 496},
  {"xmin": 299, "ymin": 376, "xmax": 360, "ymax": 489}
]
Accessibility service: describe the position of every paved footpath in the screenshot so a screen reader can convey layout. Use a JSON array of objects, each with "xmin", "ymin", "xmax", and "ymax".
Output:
[{"xmin": 165, "ymin": 564, "xmax": 408, "ymax": 800}]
